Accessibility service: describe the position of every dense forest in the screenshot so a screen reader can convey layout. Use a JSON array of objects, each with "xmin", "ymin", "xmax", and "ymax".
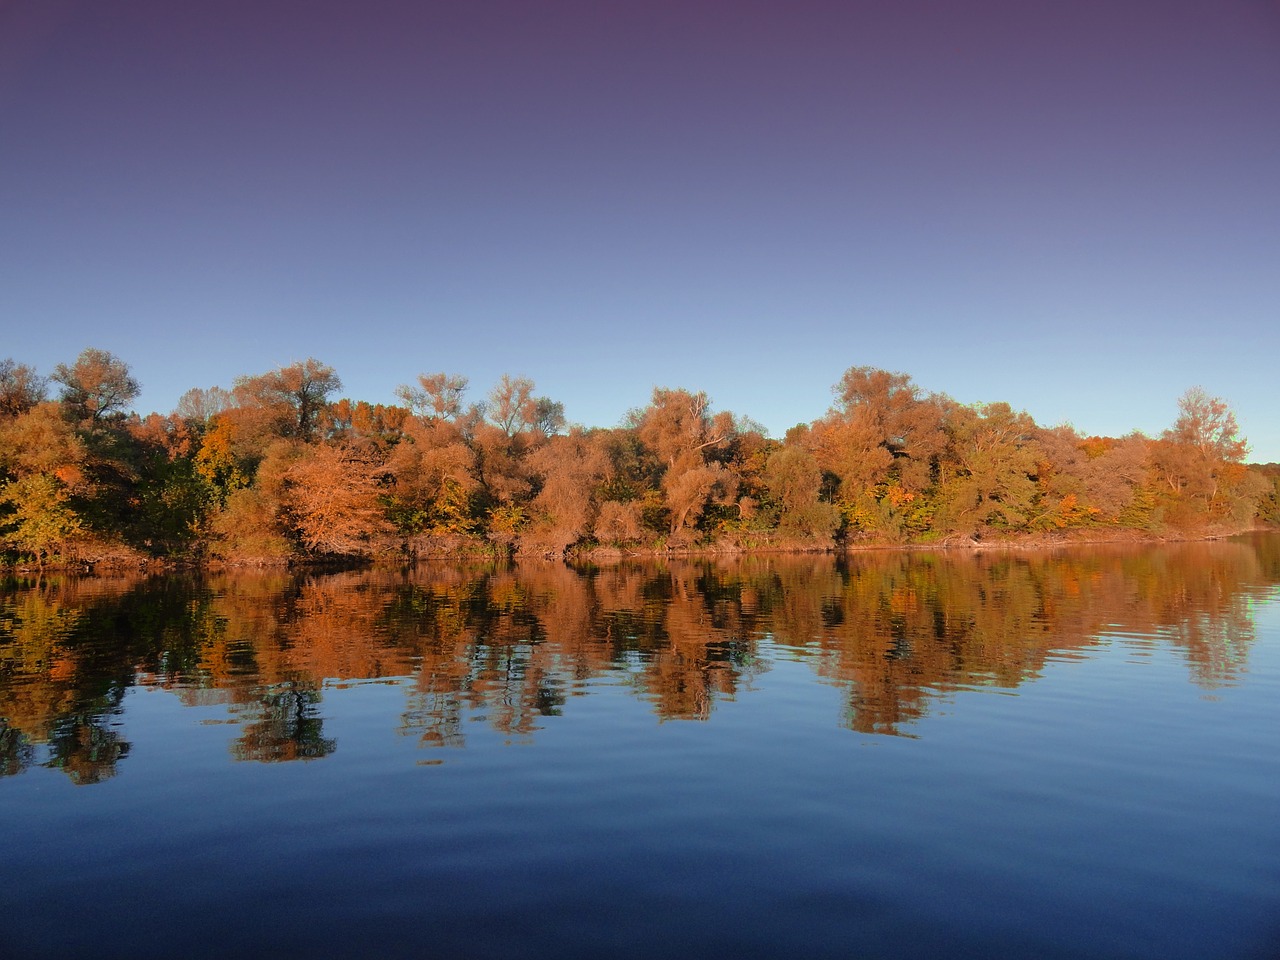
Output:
[{"xmin": 0, "ymin": 349, "xmax": 1276, "ymax": 567}]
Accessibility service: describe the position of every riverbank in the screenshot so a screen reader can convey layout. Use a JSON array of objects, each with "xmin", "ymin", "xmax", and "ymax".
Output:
[{"xmin": 5, "ymin": 523, "xmax": 1273, "ymax": 575}]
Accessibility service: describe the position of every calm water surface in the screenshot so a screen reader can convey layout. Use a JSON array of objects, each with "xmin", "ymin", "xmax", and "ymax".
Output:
[{"xmin": 3, "ymin": 536, "xmax": 1279, "ymax": 959}]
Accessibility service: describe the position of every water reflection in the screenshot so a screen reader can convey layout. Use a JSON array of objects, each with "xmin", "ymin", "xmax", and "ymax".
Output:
[{"xmin": 2, "ymin": 535, "xmax": 1276, "ymax": 783}]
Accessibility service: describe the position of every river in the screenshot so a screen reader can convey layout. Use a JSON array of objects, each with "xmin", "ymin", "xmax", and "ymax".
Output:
[{"xmin": 3, "ymin": 535, "xmax": 1279, "ymax": 959}]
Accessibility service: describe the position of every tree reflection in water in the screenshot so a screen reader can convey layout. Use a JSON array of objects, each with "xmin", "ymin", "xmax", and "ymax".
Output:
[{"xmin": 1, "ymin": 534, "xmax": 1275, "ymax": 782}]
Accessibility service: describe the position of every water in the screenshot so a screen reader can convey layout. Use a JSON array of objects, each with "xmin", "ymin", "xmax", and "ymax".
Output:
[{"xmin": 3, "ymin": 536, "xmax": 1279, "ymax": 959}]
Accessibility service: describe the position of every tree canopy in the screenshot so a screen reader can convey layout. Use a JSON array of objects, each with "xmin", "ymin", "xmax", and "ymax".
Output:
[{"xmin": 0, "ymin": 349, "xmax": 1270, "ymax": 567}]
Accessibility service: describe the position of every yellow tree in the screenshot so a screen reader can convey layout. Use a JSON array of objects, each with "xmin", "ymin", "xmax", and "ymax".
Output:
[{"xmin": 0, "ymin": 474, "xmax": 85, "ymax": 565}]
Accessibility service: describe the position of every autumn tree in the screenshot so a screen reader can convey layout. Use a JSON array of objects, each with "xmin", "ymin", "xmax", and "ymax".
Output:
[
  {"xmin": 520, "ymin": 429, "xmax": 610, "ymax": 555},
  {"xmin": 279, "ymin": 444, "xmax": 393, "ymax": 557},
  {"xmin": 631, "ymin": 387, "xmax": 738, "ymax": 539},
  {"xmin": 1166, "ymin": 388, "xmax": 1248, "ymax": 465},
  {"xmin": 174, "ymin": 386, "xmax": 233, "ymax": 426},
  {"xmin": 487, "ymin": 374, "xmax": 537, "ymax": 436},
  {"xmin": 468, "ymin": 376, "xmax": 563, "ymax": 544},
  {"xmin": 208, "ymin": 486, "xmax": 293, "ymax": 562},
  {"xmin": 1150, "ymin": 388, "xmax": 1256, "ymax": 527},
  {"xmin": 935, "ymin": 402, "xmax": 1042, "ymax": 537},
  {"xmin": 808, "ymin": 367, "xmax": 946, "ymax": 538},
  {"xmin": 322, "ymin": 399, "xmax": 407, "ymax": 454},
  {"xmin": 51, "ymin": 348, "xmax": 140, "ymax": 425},
  {"xmin": 0, "ymin": 402, "xmax": 93, "ymax": 558},
  {"xmin": 593, "ymin": 499, "xmax": 647, "ymax": 545},
  {"xmin": 0, "ymin": 402, "xmax": 89, "ymax": 483},
  {"xmin": 704, "ymin": 415, "xmax": 773, "ymax": 534},
  {"xmin": 1027, "ymin": 426, "xmax": 1153, "ymax": 531},
  {"xmin": 193, "ymin": 415, "xmax": 252, "ymax": 499},
  {"xmin": 0, "ymin": 473, "xmax": 85, "ymax": 565},
  {"xmin": 634, "ymin": 387, "xmax": 725, "ymax": 468},
  {"xmin": 384, "ymin": 415, "xmax": 481, "ymax": 539},
  {"xmin": 232, "ymin": 358, "xmax": 341, "ymax": 443},
  {"xmin": 0, "ymin": 359, "xmax": 47, "ymax": 418},
  {"xmin": 470, "ymin": 419, "xmax": 536, "ymax": 514},
  {"xmin": 396, "ymin": 373, "xmax": 469, "ymax": 422},
  {"xmin": 394, "ymin": 371, "xmax": 471, "ymax": 424},
  {"xmin": 587, "ymin": 427, "xmax": 661, "ymax": 544},
  {"xmin": 125, "ymin": 413, "xmax": 212, "ymax": 555},
  {"xmin": 484, "ymin": 374, "xmax": 563, "ymax": 438},
  {"xmin": 1251, "ymin": 464, "xmax": 1280, "ymax": 527},
  {"xmin": 207, "ymin": 440, "xmax": 299, "ymax": 562},
  {"xmin": 763, "ymin": 445, "xmax": 839, "ymax": 541}
]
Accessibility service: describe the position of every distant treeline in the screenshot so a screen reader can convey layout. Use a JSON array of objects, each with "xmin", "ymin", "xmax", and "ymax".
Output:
[{"xmin": 1, "ymin": 349, "xmax": 1276, "ymax": 566}]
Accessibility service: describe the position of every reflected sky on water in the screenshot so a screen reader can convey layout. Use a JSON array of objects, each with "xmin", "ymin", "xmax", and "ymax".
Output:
[{"xmin": 3, "ymin": 534, "xmax": 1279, "ymax": 959}]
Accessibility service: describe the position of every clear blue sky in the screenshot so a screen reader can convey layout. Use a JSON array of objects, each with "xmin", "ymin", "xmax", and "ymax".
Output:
[{"xmin": 2, "ymin": 0, "xmax": 1277, "ymax": 460}]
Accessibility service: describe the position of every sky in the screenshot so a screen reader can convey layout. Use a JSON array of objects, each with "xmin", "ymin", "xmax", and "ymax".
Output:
[{"xmin": 2, "ymin": 0, "xmax": 1277, "ymax": 460}]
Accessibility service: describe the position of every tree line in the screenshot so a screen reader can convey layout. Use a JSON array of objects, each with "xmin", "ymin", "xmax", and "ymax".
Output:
[{"xmin": 0, "ymin": 349, "xmax": 1276, "ymax": 566}]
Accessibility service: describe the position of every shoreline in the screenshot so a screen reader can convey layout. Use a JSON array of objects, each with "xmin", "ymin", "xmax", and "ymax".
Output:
[{"xmin": 5, "ymin": 525, "xmax": 1273, "ymax": 577}]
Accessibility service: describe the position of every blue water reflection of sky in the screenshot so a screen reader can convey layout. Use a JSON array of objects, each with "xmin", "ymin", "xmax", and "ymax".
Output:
[{"xmin": 4, "ymin": 595, "xmax": 1279, "ymax": 959}]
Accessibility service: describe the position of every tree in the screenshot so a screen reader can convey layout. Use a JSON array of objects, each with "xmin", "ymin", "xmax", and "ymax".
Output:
[
  {"xmin": 51, "ymin": 348, "xmax": 140, "ymax": 424},
  {"xmin": 175, "ymin": 386, "xmax": 233, "ymax": 426},
  {"xmin": 805, "ymin": 367, "xmax": 947, "ymax": 540},
  {"xmin": 520, "ymin": 430, "xmax": 609, "ymax": 555},
  {"xmin": 935, "ymin": 402, "xmax": 1041, "ymax": 536},
  {"xmin": 764, "ymin": 445, "xmax": 839, "ymax": 540},
  {"xmin": 322, "ymin": 399, "xmax": 408, "ymax": 450},
  {"xmin": 232, "ymin": 358, "xmax": 341, "ymax": 442},
  {"xmin": 593, "ymin": 499, "xmax": 646, "ymax": 544},
  {"xmin": 396, "ymin": 373, "xmax": 469, "ymax": 422},
  {"xmin": 0, "ymin": 402, "xmax": 89, "ymax": 482},
  {"xmin": 0, "ymin": 359, "xmax": 47, "ymax": 418},
  {"xmin": 487, "ymin": 374, "xmax": 536, "ymax": 436},
  {"xmin": 812, "ymin": 366, "xmax": 946, "ymax": 498},
  {"xmin": 1029, "ymin": 427, "xmax": 1152, "ymax": 530},
  {"xmin": 0, "ymin": 474, "xmax": 85, "ymax": 565},
  {"xmin": 194, "ymin": 415, "xmax": 251, "ymax": 497},
  {"xmin": 531, "ymin": 397, "xmax": 566, "ymax": 437},
  {"xmin": 633, "ymin": 387, "xmax": 725, "ymax": 468},
  {"xmin": 280, "ymin": 444, "xmax": 393, "ymax": 557},
  {"xmin": 1166, "ymin": 387, "xmax": 1248, "ymax": 465},
  {"xmin": 384, "ymin": 417, "xmax": 481, "ymax": 536},
  {"xmin": 632, "ymin": 388, "xmax": 737, "ymax": 538},
  {"xmin": 1151, "ymin": 388, "xmax": 1253, "ymax": 525}
]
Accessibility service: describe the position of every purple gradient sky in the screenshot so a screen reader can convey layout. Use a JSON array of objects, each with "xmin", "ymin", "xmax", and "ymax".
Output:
[{"xmin": 2, "ymin": 1, "xmax": 1278, "ymax": 459}]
